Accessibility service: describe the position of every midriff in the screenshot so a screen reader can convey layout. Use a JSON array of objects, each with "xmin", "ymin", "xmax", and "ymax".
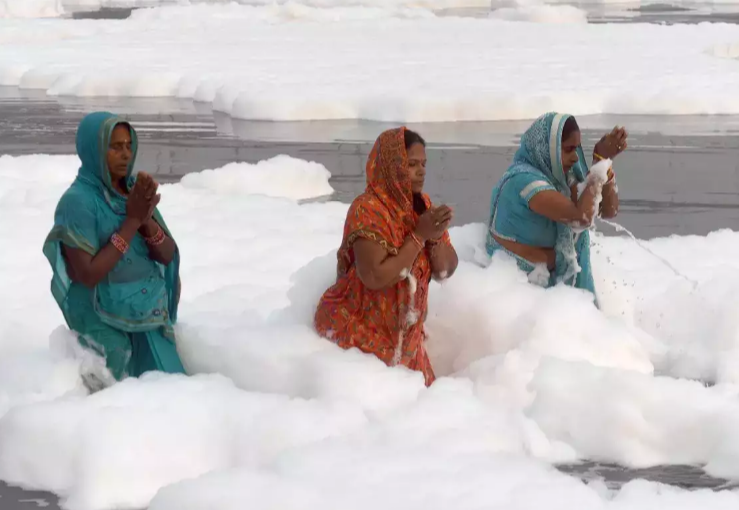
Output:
[{"xmin": 492, "ymin": 234, "xmax": 555, "ymax": 270}]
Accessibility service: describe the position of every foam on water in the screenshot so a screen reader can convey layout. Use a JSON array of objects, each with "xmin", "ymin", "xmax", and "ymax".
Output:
[
  {"xmin": 3, "ymin": 154, "xmax": 739, "ymax": 508},
  {"xmin": 3, "ymin": 4, "xmax": 739, "ymax": 120},
  {"xmin": 0, "ymin": 0, "xmax": 63, "ymax": 18}
]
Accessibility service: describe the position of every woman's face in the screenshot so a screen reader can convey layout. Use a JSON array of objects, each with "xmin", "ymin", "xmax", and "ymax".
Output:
[
  {"xmin": 561, "ymin": 129, "xmax": 581, "ymax": 173},
  {"xmin": 107, "ymin": 124, "xmax": 133, "ymax": 181},
  {"xmin": 407, "ymin": 142, "xmax": 427, "ymax": 193}
]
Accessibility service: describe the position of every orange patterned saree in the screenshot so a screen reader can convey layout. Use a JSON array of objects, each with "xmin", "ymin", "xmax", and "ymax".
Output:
[{"xmin": 314, "ymin": 127, "xmax": 446, "ymax": 386}]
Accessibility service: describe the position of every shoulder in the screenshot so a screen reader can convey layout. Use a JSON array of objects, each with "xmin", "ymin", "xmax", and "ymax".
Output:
[
  {"xmin": 502, "ymin": 171, "xmax": 555, "ymax": 203},
  {"xmin": 55, "ymin": 183, "xmax": 98, "ymax": 218},
  {"xmin": 347, "ymin": 192, "xmax": 387, "ymax": 218}
]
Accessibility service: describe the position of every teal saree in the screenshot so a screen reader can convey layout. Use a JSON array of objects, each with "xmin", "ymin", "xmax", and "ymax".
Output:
[{"xmin": 43, "ymin": 112, "xmax": 186, "ymax": 384}]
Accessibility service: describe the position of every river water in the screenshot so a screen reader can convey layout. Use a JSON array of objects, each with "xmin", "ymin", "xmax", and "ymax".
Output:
[{"xmin": 5, "ymin": 89, "xmax": 739, "ymax": 240}]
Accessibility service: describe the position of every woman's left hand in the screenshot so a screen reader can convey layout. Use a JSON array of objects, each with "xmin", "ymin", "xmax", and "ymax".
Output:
[{"xmin": 594, "ymin": 126, "xmax": 628, "ymax": 160}]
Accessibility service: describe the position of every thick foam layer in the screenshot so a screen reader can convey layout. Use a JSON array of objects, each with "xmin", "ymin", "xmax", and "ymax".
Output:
[
  {"xmin": 3, "ymin": 154, "xmax": 739, "ymax": 509},
  {"xmin": 3, "ymin": 4, "xmax": 739, "ymax": 120},
  {"xmin": 0, "ymin": 0, "xmax": 63, "ymax": 18}
]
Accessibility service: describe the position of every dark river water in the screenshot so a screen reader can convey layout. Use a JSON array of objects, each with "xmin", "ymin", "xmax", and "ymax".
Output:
[
  {"xmin": 4, "ymin": 1, "xmax": 739, "ymax": 504},
  {"xmin": 4, "ymin": 89, "xmax": 739, "ymax": 240}
]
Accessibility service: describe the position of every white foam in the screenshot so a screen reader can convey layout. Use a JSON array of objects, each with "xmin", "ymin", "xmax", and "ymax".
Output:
[
  {"xmin": 0, "ymin": 0, "xmax": 63, "ymax": 18},
  {"xmin": 4, "ymin": 154, "xmax": 739, "ymax": 508},
  {"xmin": 0, "ymin": 0, "xmax": 64, "ymax": 18},
  {"xmin": 3, "ymin": 4, "xmax": 739, "ymax": 120},
  {"xmin": 178, "ymin": 156, "xmax": 335, "ymax": 200},
  {"xmin": 489, "ymin": 0, "xmax": 587, "ymax": 24}
]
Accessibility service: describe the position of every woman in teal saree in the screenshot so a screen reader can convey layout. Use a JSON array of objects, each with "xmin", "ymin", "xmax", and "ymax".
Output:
[
  {"xmin": 485, "ymin": 113, "xmax": 627, "ymax": 301},
  {"xmin": 43, "ymin": 112, "xmax": 186, "ymax": 391}
]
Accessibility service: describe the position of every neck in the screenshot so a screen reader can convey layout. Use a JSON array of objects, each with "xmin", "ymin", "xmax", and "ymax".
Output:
[{"xmin": 111, "ymin": 176, "xmax": 128, "ymax": 195}]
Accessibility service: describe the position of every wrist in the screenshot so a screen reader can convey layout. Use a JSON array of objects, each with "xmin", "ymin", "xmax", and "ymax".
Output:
[
  {"xmin": 139, "ymin": 219, "xmax": 157, "ymax": 236},
  {"xmin": 121, "ymin": 217, "xmax": 142, "ymax": 238},
  {"xmin": 606, "ymin": 168, "xmax": 615, "ymax": 184},
  {"xmin": 409, "ymin": 231, "xmax": 425, "ymax": 250}
]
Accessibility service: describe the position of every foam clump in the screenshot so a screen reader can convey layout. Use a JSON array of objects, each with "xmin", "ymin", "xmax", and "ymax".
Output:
[
  {"xmin": 178, "ymin": 155, "xmax": 335, "ymax": 200},
  {"xmin": 489, "ymin": 0, "xmax": 587, "ymax": 24},
  {"xmin": 0, "ymin": 0, "xmax": 63, "ymax": 18}
]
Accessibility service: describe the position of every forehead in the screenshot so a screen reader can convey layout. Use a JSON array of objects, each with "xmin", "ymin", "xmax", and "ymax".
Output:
[
  {"xmin": 562, "ymin": 130, "xmax": 581, "ymax": 146},
  {"xmin": 110, "ymin": 124, "xmax": 131, "ymax": 140},
  {"xmin": 406, "ymin": 143, "xmax": 426, "ymax": 159}
]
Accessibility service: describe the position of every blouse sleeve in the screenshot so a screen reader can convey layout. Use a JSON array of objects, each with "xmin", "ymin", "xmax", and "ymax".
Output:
[{"xmin": 52, "ymin": 190, "xmax": 100, "ymax": 255}]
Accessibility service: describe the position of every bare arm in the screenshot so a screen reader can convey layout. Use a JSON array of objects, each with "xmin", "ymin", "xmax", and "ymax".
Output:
[
  {"xmin": 592, "ymin": 126, "xmax": 626, "ymax": 219},
  {"xmin": 528, "ymin": 182, "xmax": 599, "ymax": 227},
  {"xmin": 62, "ymin": 218, "xmax": 141, "ymax": 288},
  {"xmin": 354, "ymin": 237, "xmax": 424, "ymax": 291},
  {"xmin": 139, "ymin": 218, "xmax": 177, "ymax": 266},
  {"xmin": 600, "ymin": 179, "xmax": 619, "ymax": 219}
]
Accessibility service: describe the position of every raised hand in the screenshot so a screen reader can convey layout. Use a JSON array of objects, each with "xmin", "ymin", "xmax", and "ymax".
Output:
[
  {"xmin": 594, "ymin": 126, "xmax": 628, "ymax": 160},
  {"xmin": 415, "ymin": 205, "xmax": 453, "ymax": 242}
]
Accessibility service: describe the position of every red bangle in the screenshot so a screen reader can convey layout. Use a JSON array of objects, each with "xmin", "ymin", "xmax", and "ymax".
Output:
[
  {"xmin": 111, "ymin": 233, "xmax": 129, "ymax": 254},
  {"xmin": 144, "ymin": 226, "xmax": 166, "ymax": 246}
]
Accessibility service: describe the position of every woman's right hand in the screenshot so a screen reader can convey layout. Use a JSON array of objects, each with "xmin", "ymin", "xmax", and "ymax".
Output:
[
  {"xmin": 126, "ymin": 173, "xmax": 157, "ymax": 225},
  {"xmin": 415, "ymin": 205, "xmax": 453, "ymax": 242}
]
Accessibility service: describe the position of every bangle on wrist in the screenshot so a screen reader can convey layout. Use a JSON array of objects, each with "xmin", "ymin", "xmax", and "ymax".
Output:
[
  {"xmin": 111, "ymin": 233, "xmax": 129, "ymax": 254},
  {"xmin": 144, "ymin": 225, "xmax": 166, "ymax": 246}
]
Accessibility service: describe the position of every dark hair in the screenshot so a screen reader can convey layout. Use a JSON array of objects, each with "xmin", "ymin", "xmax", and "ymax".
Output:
[
  {"xmin": 404, "ymin": 129, "xmax": 426, "ymax": 150},
  {"xmin": 562, "ymin": 116, "xmax": 580, "ymax": 141}
]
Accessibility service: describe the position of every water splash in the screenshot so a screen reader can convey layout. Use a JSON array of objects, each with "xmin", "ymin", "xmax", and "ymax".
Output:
[{"xmin": 598, "ymin": 218, "xmax": 698, "ymax": 289}]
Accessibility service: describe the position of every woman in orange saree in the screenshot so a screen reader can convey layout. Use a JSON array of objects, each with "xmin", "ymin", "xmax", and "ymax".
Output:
[{"xmin": 314, "ymin": 127, "xmax": 458, "ymax": 386}]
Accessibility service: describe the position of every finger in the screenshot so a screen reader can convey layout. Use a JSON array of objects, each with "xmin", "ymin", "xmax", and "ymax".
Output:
[
  {"xmin": 137, "ymin": 175, "xmax": 150, "ymax": 193},
  {"xmin": 438, "ymin": 220, "xmax": 451, "ymax": 232},
  {"xmin": 145, "ymin": 178, "xmax": 156, "ymax": 196},
  {"xmin": 153, "ymin": 194, "xmax": 161, "ymax": 207},
  {"xmin": 145, "ymin": 179, "xmax": 157, "ymax": 198},
  {"xmin": 431, "ymin": 210, "xmax": 446, "ymax": 222},
  {"xmin": 435, "ymin": 205, "xmax": 452, "ymax": 217},
  {"xmin": 437, "ymin": 210, "xmax": 452, "ymax": 224}
]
